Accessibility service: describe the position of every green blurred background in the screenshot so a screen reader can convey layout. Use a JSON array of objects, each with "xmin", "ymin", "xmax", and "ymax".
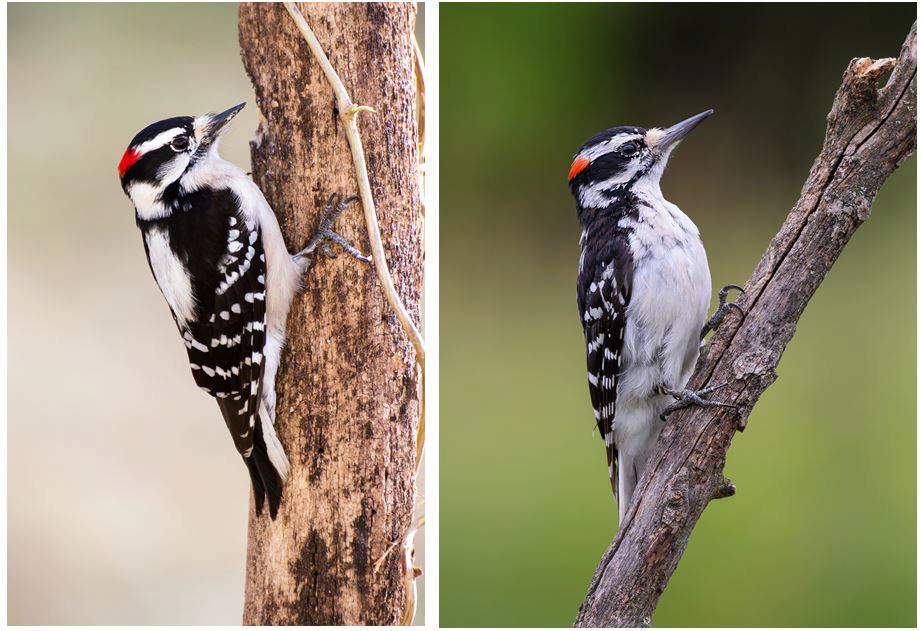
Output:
[
  {"xmin": 8, "ymin": 3, "xmax": 424, "ymax": 624},
  {"xmin": 440, "ymin": 3, "xmax": 916, "ymax": 627}
]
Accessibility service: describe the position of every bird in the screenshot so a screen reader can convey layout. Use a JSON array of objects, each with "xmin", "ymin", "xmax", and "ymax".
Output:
[
  {"xmin": 568, "ymin": 110, "xmax": 741, "ymax": 525},
  {"xmin": 117, "ymin": 102, "xmax": 368, "ymax": 519}
]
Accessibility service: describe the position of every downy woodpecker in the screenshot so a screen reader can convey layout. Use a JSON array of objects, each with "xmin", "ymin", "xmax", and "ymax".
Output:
[
  {"xmin": 118, "ymin": 103, "xmax": 367, "ymax": 519},
  {"xmin": 568, "ymin": 110, "xmax": 740, "ymax": 524}
]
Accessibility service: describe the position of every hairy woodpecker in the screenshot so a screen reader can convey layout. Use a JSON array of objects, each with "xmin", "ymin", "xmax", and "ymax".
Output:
[
  {"xmin": 118, "ymin": 103, "xmax": 367, "ymax": 519},
  {"xmin": 568, "ymin": 110, "xmax": 740, "ymax": 524}
]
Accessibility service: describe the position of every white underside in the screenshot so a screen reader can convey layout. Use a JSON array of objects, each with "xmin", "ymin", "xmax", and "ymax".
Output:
[
  {"xmin": 614, "ymin": 177, "xmax": 711, "ymax": 522},
  {"xmin": 259, "ymin": 331, "xmax": 290, "ymax": 479}
]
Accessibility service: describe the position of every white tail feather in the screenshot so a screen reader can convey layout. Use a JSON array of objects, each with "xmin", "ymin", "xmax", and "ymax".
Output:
[{"xmin": 260, "ymin": 405, "xmax": 290, "ymax": 481}]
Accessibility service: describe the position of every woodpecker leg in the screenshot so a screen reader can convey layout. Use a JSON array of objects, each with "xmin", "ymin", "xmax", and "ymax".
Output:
[
  {"xmin": 296, "ymin": 194, "xmax": 371, "ymax": 269},
  {"xmin": 701, "ymin": 284, "xmax": 745, "ymax": 339},
  {"xmin": 658, "ymin": 382, "xmax": 737, "ymax": 422}
]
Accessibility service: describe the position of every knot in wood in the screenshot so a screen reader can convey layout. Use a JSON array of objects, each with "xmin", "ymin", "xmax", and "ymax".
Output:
[
  {"xmin": 661, "ymin": 474, "xmax": 691, "ymax": 531},
  {"xmin": 732, "ymin": 350, "xmax": 778, "ymax": 387},
  {"xmin": 666, "ymin": 490, "xmax": 684, "ymax": 509},
  {"xmin": 845, "ymin": 56, "xmax": 897, "ymax": 103}
]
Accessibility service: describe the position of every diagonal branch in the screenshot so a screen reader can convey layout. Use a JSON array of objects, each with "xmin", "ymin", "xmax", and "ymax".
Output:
[{"xmin": 575, "ymin": 22, "xmax": 916, "ymax": 628}]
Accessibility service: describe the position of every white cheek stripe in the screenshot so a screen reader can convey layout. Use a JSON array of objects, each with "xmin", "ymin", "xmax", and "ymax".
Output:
[
  {"xmin": 129, "ymin": 182, "xmax": 171, "ymax": 220},
  {"xmin": 578, "ymin": 160, "xmax": 644, "ymax": 208},
  {"xmin": 156, "ymin": 153, "xmax": 191, "ymax": 185},
  {"xmin": 135, "ymin": 127, "xmax": 185, "ymax": 156}
]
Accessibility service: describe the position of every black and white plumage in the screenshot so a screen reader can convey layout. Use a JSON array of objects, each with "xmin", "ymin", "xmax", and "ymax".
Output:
[
  {"xmin": 118, "ymin": 103, "xmax": 360, "ymax": 519},
  {"xmin": 569, "ymin": 111, "xmax": 715, "ymax": 524}
]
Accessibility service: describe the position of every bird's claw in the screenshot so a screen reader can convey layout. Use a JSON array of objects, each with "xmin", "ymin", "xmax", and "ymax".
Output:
[
  {"xmin": 658, "ymin": 382, "xmax": 738, "ymax": 422},
  {"xmin": 701, "ymin": 284, "xmax": 745, "ymax": 339},
  {"xmin": 297, "ymin": 193, "xmax": 372, "ymax": 266}
]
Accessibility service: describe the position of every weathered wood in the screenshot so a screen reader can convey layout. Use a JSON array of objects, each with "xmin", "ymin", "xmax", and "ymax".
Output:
[
  {"xmin": 575, "ymin": 23, "xmax": 916, "ymax": 628},
  {"xmin": 238, "ymin": 3, "xmax": 421, "ymax": 625}
]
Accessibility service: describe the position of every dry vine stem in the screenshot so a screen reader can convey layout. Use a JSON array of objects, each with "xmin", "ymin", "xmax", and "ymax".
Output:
[
  {"xmin": 575, "ymin": 23, "xmax": 916, "ymax": 628},
  {"xmin": 283, "ymin": 3, "xmax": 426, "ymax": 624},
  {"xmin": 413, "ymin": 34, "xmax": 426, "ymax": 164},
  {"xmin": 411, "ymin": 32, "xmax": 427, "ymax": 467}
]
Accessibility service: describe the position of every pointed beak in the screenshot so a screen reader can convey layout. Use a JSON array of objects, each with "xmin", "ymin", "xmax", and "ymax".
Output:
[
  {"xmin": 200, "ymin": 102, "xmax": 245, "ymax": 144},
  {"xmin": 656, "ymin": 109, "xmax": 714, "ymax": 151}
]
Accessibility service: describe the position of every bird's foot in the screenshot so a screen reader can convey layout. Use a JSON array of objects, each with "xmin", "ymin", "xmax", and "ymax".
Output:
[
  {"xmin": 700, "ymin": 284, "xmax": 744, "ymax": 340},
  {"xmin": 295, "ymin": 194, "xmax": 371, "ymax": 270},
  {"xmin": 658, "ymin": 382, "xmax": 737, "ymax": 421}
]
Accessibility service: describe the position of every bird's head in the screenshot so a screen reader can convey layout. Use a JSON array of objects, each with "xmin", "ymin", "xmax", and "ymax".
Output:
[
  {"xmin": 568, "ymin": 109, "xmax": 713, "ymax": 209},
  {"xmin": 117, "ymin": 102, "xmax": 246, "ymax": 204}
]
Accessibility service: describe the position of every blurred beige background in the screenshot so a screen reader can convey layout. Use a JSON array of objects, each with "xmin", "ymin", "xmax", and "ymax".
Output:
[{"xmin": 9, "ymin": 3, "xmax": 423, "ymax": 624}]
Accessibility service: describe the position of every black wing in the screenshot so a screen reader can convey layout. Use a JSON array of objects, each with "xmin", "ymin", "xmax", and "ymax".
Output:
[
  {"xmin": 182, "ymin": 213, "xmax": 266, "ymax": 438},
  {"xmin": 578, "ymin": 233, "xmax": 633, "ymax": 499},
  {"xmin": 180, "ymin": 213, "xmax": 276, "ymax": 513}
]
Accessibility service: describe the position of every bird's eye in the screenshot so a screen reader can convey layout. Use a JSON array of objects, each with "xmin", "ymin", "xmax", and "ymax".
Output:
[
  {"xmin": 620, "ymin": 142, "xmax": 639, "ymax": 157},
  {"xmin": 171, "ymin": 136, "xmax": 190, "ymax": 152}
]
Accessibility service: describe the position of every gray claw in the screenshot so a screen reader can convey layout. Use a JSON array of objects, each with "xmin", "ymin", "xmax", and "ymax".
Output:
[
  {"xmin": 659, "ymin": 382, "xmax": 737, "ymax": 421},
  {"xmin": 701, "ymin": 284, "xmax": 745, "ymax": 339},
  {"xmin": 296, "ymin": 194, "xmax": 371, "ymax": 266}
]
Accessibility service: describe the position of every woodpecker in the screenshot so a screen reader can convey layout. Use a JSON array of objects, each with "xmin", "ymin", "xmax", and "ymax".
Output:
[
  {"xmin": 568, "ymin": 110, "xmax": 740, "ymax": 524},
  {"xmin": 118, "ymin": 103, "xmax": 367, "ymax": 519}
]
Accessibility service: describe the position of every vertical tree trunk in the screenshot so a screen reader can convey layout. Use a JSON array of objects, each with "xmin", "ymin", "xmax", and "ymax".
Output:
[{"xmin": 238, "ymin": 3, "xmax": 421, "ymax": 625}]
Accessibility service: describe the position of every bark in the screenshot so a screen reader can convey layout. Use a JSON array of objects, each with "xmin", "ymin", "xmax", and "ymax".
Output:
[
  {"xmin": 575, "ymin": 23, "xmax": 916, "ymax": 628},
  {"xmin": 238, "ymin": 3, "xmax": 421, "ymax": 625}
]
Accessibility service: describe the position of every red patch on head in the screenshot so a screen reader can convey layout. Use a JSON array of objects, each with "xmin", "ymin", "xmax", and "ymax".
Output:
[
  {"xmin": 568, "ymin": 156, "xmax": 591, "ymax": 181},
  {"xmin": 118, "ymin": 146, "xmax": 141, "ymax": 178}
]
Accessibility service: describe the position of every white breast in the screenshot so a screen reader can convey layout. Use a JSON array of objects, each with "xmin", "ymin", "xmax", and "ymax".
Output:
[
  {"xmin": 145, "ymin": 228, "xmax": 196, "ymax": 328},
  {"xmin": 618, "ymin": 195, "xmax": 711, "ymax": 405}
]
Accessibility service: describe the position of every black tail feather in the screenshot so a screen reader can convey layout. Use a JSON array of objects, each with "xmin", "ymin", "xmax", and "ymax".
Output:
[
  {"xmin": 243, "ymin": 456, "xmax": 267, "ymax": 516},
  {"xmin": 250, "ymin": 414, "xmax": 283, "ymax": 519},
  {"xmin": 216, "ymin": 398, "xmax": 284, "ymax": 520}
]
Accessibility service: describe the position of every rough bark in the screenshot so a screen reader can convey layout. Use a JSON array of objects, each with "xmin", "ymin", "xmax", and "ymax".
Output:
[
  {"xmin": 238, "ymin": 3, "xmax": 421, "ymax": 625},
  {"xmin": 575, "ymin": 23, "xmax": 916, "ymax": 628}
]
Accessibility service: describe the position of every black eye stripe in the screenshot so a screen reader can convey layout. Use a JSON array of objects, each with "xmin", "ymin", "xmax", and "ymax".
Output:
[{"xmin": 127, "ymin": 116, "xmax": 195, "ymax": 149}]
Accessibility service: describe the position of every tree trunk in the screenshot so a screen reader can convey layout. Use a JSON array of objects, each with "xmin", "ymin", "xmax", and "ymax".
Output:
[
  {"xmin": 238, "ymin": 3, "xmax": 421, "ymax": 625},
  {"xmin": 574, "ymin": 23, "xmax": 916, "ymax": 628}
]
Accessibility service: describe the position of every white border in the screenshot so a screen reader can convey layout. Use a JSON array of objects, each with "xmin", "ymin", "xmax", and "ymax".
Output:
[
  {"xmin": 422, "ymin": 0, "xmax": 439, "ymax": 627},
  {"xmin": 1, "ymin": 0, "xmax": 8, "ymax": 625}
]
